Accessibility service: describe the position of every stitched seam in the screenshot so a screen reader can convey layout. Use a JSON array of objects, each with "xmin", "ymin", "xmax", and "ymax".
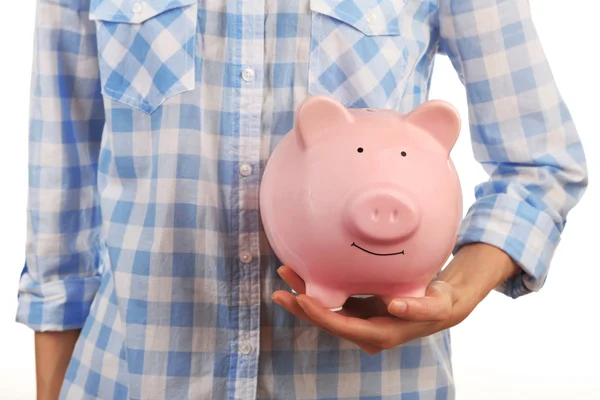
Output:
[
  {"xmin": 89, "ymin": 0, "xmax": 196, "ymax": 23},
  {"xmin": 310, "ymin": 0, "xmax": 401, "ymax": 36}
]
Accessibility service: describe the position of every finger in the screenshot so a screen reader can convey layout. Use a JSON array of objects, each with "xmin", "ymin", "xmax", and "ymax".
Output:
[
  {"xmin": 387, "ymin": 281, "xmax": 455, "ymax": 322},
  {"xmin": 355, "ymin": 342, "xmax": 383, "ymax": 355},
  {"xmin": 276, "ymin": 291, "xmax": 415, "ymax": 353},
  {"xmin": 296, "ymin": 294, "xmax": 393, "ymax": 347},
  {"xmin": 272, "ymin": 291, "xmax": 373, "ymax": 349},
  {"xmin": 272, "ymin": 291, "xmax": 339, "ymax": 337},
  {"xmin": 272, "ymin": 290, "xmax": 313, "ymax": 324},
  {"xmin": 281, "ymin": 294, "xmax": 384, "ymax": 354},
  {"xmin": 276, "ymin": 266, "xmax": 306, "ymax": 294},
  {"xmin": 298, "ymin": 293, "xmax": 449, "ymax": 350}
]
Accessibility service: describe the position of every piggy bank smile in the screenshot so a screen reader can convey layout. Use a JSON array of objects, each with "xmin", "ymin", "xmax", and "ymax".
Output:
[
  {"xmin": 259, "ymin": 95, "xmax": 463, "ymax": 310},
  {"xmin": 350, "ymin": 242, "xmax": 405, "ymax": 257}
]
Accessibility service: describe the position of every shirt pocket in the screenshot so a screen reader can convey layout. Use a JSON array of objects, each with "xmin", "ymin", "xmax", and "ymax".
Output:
[
  {"xmin": 308, "ymin": 0, "xmax": 415, "ymax": 109},
  {"xmin": 89, "ymin": 0, "xmax": 198, "ymax": 114}
]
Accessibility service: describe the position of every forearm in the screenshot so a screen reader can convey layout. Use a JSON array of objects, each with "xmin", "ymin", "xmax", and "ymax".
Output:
[
  {"xmin": 436, "ymin": 243, "xmax": 519, "ymax": 323},
  {"xmin": 438, "ymin": 0, "xmax": 587, "ymax": 298},
  {"xmin": 34, "ymin": 330, "xmax": 81, "ymax": 400}
]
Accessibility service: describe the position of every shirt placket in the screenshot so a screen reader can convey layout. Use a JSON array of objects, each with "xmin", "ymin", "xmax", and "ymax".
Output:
[{"xmin": 236, "ymin": 0, "xmax": 265, "ymax": 397}]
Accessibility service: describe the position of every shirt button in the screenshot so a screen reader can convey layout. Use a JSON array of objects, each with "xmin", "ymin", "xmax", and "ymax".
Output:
[
  {"xmin": 132, "ymin": 1, "xmax": 143, "ymax": 13},
  {"xmin": 242, "ymin": 67, "xmax": 255, "ymax": 82},
  {"xmin": 240, "ymin": 251, "xmax": 252, "ymax": 264},
  {"xmin": 239, "ymin": 163, "xmax": 252, "ymax": 177},
  {"xmin": 240, "ymin": 341, "xmax": 252, "ymax": 355},
  {"xmin": 366, "ymin": 11, "xmax": 377, "ymax": 24}
]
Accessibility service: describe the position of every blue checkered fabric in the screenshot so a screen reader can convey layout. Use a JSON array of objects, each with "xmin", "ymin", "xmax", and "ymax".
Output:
[
  {"xmin": 89, "ymin": 0, "xmax": 198, "ymax": 113},
  {"xmin": 16, "ymin": 0, "xmax": 587, "ymax": 398}
]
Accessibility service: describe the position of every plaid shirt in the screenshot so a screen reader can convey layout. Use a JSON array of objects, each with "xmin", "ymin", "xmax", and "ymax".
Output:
[{"xmin": 16, "ymin": 0, "xmax": 587, "ymax": 398}]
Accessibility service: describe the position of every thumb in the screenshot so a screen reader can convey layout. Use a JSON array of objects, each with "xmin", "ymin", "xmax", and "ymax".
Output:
[{"xmin": 387, "ymin": 281, "xmax": 455, "ymax": 322}]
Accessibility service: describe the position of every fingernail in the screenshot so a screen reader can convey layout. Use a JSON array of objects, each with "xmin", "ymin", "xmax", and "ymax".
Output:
[
  {"xmin": 296, "ymin": 296, "xmax": 305, "ymax": 307},
  {"xmin": 391, "ymin": 300, "xmax": 407, "ymax": 313}
]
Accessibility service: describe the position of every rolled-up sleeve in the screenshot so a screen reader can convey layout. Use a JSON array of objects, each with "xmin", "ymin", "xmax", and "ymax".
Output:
[
  {"xmin": 16, "ymin": 0, "xmax": 106, "ymax": 331},
  {"xmin": 437, "ymin": 0, "xmax": 588, "ymax": 298}
]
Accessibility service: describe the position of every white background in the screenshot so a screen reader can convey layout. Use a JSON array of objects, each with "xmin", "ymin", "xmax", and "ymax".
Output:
[{"xmin": 0, "ymin": 1, "xmax": 598, "ymax": 399}]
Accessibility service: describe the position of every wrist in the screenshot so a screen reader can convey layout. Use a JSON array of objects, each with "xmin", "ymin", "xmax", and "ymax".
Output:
[{"xmin": 437, "ymin": 243, "xmax": 520, "ymax": 309}]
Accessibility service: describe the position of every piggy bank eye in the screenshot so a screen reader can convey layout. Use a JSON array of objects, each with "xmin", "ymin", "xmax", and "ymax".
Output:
[
  {"xmin": 401, "ymin": 151, "xmax": 407, "ymax": 157},
  {"xmin": 357, "ymin": 147, "xmax": 364, "ymax": 153}
]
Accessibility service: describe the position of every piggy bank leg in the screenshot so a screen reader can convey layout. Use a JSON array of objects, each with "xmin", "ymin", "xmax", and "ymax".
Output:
[{"xmin": 305, "ymin": 282, "xmax": 348, "ymax": 311}]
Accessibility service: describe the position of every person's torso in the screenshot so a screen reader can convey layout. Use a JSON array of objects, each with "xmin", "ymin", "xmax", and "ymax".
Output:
[{"xmin": 61, "ymin": 1, "xmax": 455, "ymax": 399}]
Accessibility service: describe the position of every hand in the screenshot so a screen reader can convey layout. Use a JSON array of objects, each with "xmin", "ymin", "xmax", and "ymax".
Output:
[
  {"xmin": 272, "ymin": 266, "xmax": 459, "ymax": 354},
  {"xmin": 272, "ymin": 243, "xmax": 519, "ymax": 354}
]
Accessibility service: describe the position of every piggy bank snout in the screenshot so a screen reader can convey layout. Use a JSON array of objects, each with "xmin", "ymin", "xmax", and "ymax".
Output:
[{"xmin": 344, "ymin": 187, "xmax": 420, "ymax": 243}]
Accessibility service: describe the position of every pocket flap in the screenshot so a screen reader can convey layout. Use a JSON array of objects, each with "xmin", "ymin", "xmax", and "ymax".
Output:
[
  {"xmin": 89, "ymin": 0, "xmax": 196, "ymax": 23},
  {"xmin": 309, "ymin": 0, "xmax": 402, "ymax": 36}
]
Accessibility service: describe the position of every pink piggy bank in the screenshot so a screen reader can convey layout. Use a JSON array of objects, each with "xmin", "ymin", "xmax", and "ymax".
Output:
[{"xmin": 260, "ymin": 95, "xmax": 463, "ymax": 310}]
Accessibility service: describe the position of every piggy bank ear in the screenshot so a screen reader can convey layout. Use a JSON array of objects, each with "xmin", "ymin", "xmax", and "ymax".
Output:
[
  {"xmin": 295, "ymin": 95, "xmax": 354, "ymax": 149},
  {"xmin": 405, "ymin": 100, "xmax": 461, "ymax": 153}
]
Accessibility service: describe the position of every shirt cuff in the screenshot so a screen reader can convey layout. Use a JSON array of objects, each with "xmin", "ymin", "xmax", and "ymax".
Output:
[
  {"xmin": 16, "ymin": 272, "xmax": 102, "ymax": 332},
  {"xmin": 454, "ymin": 193, "xmax": 561, "ymax": 299}
]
